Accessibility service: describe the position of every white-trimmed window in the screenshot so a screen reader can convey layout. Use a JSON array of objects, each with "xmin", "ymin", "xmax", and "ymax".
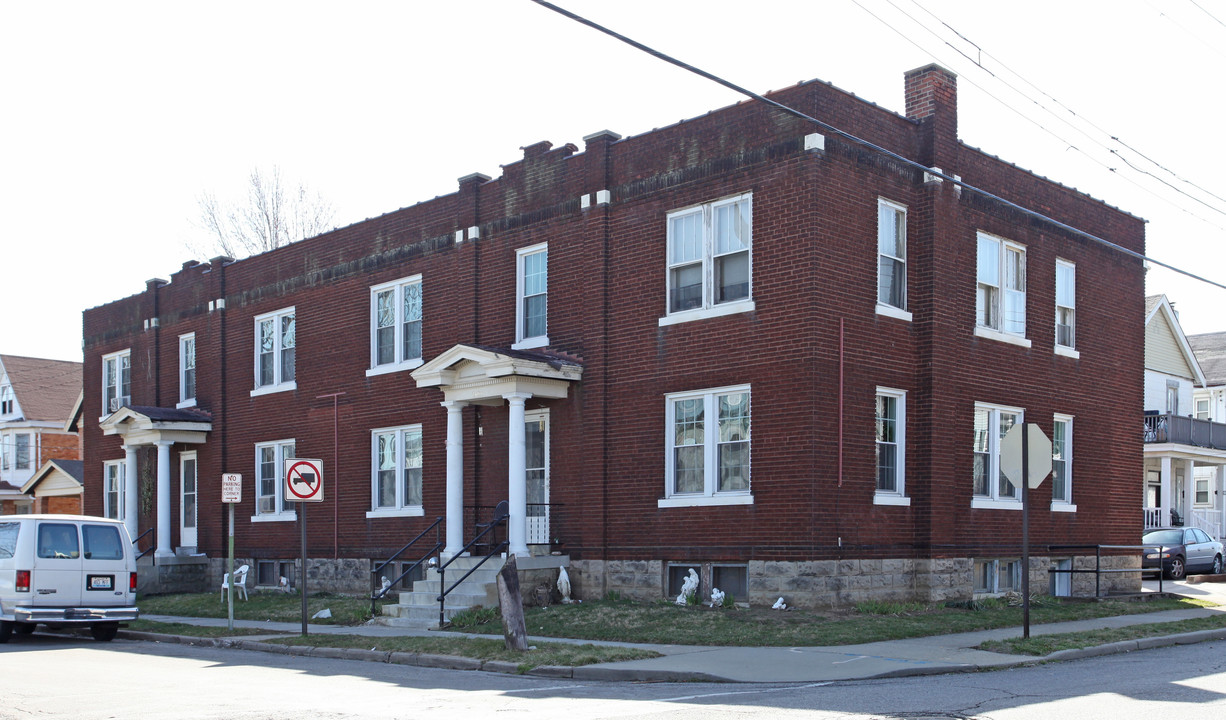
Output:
[
  {"xmin": 14, "ymin": 433, "xmax": 30, "ymax": 470},
  {"xmin": 974, "ymin": 558, "xmax": 1020, "ymax": 594},
  {"xmin": 514, "ymin": 244, "xmax": 548, "ymax": 349},
  {"xmin": 875, "ymin": 388, "xmax": 909, "ymax": 505},
  {"xmin": 104, "ymin": 461, "xmax": 125, "ymax": 520},
  {"xmin": 368, "ymin": 275, "xmax": 423, "ymax": 375},
  {"xmin": 102, "ymin": 349, "xmax": 131, "ymax": 414},
  {"xmin": 877, "ymin": 199, "xmax": 908, "ymax": 317},
  {"xmin": 0, "ymin": 384, "xmax": 13, "ymax": 415},
  {"xmin": 662, "ymin": 193, "xmax": 753, "ymax": 324},
  {"xmin": 1195, "ymin": 397, "xmax": 1210, "ymax": 420},
  {"xmin": 254, "ymin": 439, "xmax": 296, "ymax": 520},
  {"xmin": 368, "ymin": 425, "xmax": 424, "ymax": 518},
  {"xmin": 976, "ymin": 232, "xmax": 1026, "ymax": 337},
  {"xmin": 179, "ymin": 333, "xmax": 196, "ymax": 407},
  {"xmin": 972, "ymin": 403, "xmax": 1023, "ymax": 507},
  {"xmin": 1051, "ymin": 414, "xmax": 1074, "ymax": 509},
  {"xmin": 252, "ymin": 308, "xmax": 295, "ymax": 395},
  {"xmin": 661, "ymin": 385, "xmax": 752, "ymax": 508},
  {"xmin": 1055, "ymin": 259, "xmax": 1075, "ymax": 351}
]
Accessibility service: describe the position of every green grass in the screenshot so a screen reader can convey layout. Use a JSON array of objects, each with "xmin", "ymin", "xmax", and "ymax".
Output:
[
  {"xmin": 125, "ymin": 619, "xmax": 290, "ymax": 638},
  {"xmin": 137, "ymin": 591, "xmax": 381, "ymax": 626},
  {"xmin": 978, "ymin": 613, "xmax": 1226, "ymax": 655}
]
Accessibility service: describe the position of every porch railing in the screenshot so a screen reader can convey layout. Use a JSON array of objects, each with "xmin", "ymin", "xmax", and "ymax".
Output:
[
  {"xmin": 369, "ymin": 516, "xmax": 444, "ymax": 617},
  {"xmin": 1143, "ymin": 506, "xmax": 1164, "ymax": 529},
  {"xmin": 1143, "ymin": 506, "xmax": 1223, "ymax": 540},
  {"xmin": 464, "ymin": 502, "xmax": 564, "ymax": 546},
  {"xmin": 1143, "ymin": 412, "xmax": 1226, "ymax": 450},
  {"xmin": 1191, "ymin": 509, "xmax": 1223, "ymax": 541},
  {"xmin": 132, "ymin": 527, "xmax": 155, "ymax": 562}
]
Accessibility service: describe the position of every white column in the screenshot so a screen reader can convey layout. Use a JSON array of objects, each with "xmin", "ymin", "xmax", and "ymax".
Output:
[
  {"xmin": 123, "ymin": 444, "xmax": 139, "ymax": 542},
  {"xmin": 155, "ymin": 441, "xmax": 173, "ymax": 558},
  {"xmin": 442, "ymin": 400, "xmax": 467, "ymax": 558},
  {"xmin": 1218, "ymin": 465, "xmax": 1226, "ymax": 540},
  {"xmin": 1160, "ymin": 456, "xmax": 1173, "ymax": 526},
  {"xmin": 1183, "ymin": 459, "xmax": 1196, "ymax": 528},
  {"xmin": 504, "ymin": 392, "xmax": 531, "ymax": 557}
]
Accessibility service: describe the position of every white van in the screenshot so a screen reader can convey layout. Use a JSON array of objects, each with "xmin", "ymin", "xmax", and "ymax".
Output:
[{"xmin": 0, "ymin": 514, "xmax": 139, "ymax": 642}]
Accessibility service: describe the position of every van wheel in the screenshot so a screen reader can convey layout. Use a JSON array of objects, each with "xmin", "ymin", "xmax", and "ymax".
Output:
[
  {"xmin": 90, "ymin": 623, "xmax": 119, "ymax": 642},
  {"xmin": 0, "ymin": 621, "xmax": 12, "ymax": 643},
  {"xmin": 14, "ymin": 622, "xmax": 35, "ymax": 635}
]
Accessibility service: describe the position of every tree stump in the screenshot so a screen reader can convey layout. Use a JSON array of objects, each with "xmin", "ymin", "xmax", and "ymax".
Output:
[{"xmin": 496, "ymin": 554, "xmax": 529, "ymax": 651}]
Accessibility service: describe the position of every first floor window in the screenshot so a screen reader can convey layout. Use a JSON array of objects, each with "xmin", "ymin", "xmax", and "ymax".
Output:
[
  {"xmin": 974, "ymin": 558, "xmax": 1021, "ymax": 594},
  {"xmin": 973, "ymin": 403, "xmax": 1022, "ymax": 503},
  {"xmin": 1196, "ymin": 473, "xmax": 1211, "ymax": 505},
  {"xmin": 371, "ymin": 425, "xmax": 423, "ymax": 513},
  {"xmin": 255, "ymin": 440, "xmax": 296, "ymax": 518},
  {"xmin": 664, "ymin": 386, "xmax": 751, "ymax": 502},
  {"xmin": 875, "ymin": 388, "xmax": 907, "ymax": 498},
  {"xmin": 14, "ymin": 433, "xmax": 30, "ymax": 470},
  {"xmin": 254, "ymin": 308, "xmax": 295, "ymax": 392},
  {"xmin": 1051, "ymin": 415, "xmax": 1073, "ymax": 505},
  {"xmin": 104, "ymin": 461, "xmax": 125, "ymax": 520}
]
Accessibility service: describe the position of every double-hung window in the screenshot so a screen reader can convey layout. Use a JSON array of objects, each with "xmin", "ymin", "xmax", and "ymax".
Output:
[
  {"xmin": 0, "ymin": 384, "xmax": 13, "ymax": 415},
  {"xmin": 972, "ymin": 403, "xmax": 1023, "ymax": 508},
  {"xmin": 1055, "ymin": 259, "xmax": 1076, "ymax": 353},
  {"xmin": 368, "ymin": 425, "xmax": 424, "ymax": 517},
  {"xmin": 661, "ymin": 385, "xmax": 752, "ymax": 507},
  {"xmin": 14, "ymin": 433, "xmax": 30, "ymax": 470},
  {"xmin": 974, "ymin": 559, "xmax": 1021, "ymax": 594},
  {"xmin": 368, "ymin": 276, "xmax": 423, "ymax": 375},
  {"xmin": 662, "ymin": 193, "xmax": 753, "ymax": 324},
  {"xmin": 514, "ymin": 244, "xmax": 548, "ymax": 349},
  {"xmin": 877, "ymin": 199, "xmax": 909, "ymax": 319},
  {"xmin": 103, "ymin": 461, "xmax": 125, "ymax": 520},
  {"xmin": 252, "ymin": 308, "xmax": 295, "ymax": 395},
  {"xmin": 874, "ymin": 388, "xmax": 909, "ymax": 505},
  {"xmin": 976, "ymin": 232, "xmax": 1027, "ymax": 343},
  {"xmin": 102, "ymin": 349, "xmax": 131, "ymax": 414},
  {"xmin": 179, "ymin": 333, "xmax": 196, "ymax": 407},
  {"xmin": 254, "ymin": 439, "xmax": 296, "ymax": 520},
  {"xmin": 1195, "ymin": 397, "xmax": 1211, "ymax": 420},
  {"xmin": 1051, "ymin": 414, "xmax": 1075, "ymax": 510}
]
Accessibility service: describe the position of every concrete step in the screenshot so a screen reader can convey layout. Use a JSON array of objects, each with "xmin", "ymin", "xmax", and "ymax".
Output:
[{"xmin": 395, "ymin": 590, "xmax": 491, "ymax": 608}]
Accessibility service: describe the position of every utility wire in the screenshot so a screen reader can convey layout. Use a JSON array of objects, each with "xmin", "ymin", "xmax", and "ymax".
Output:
[
  {"xmin": 528, "ymin": 0, "xmax": 1226, "ymax": 292},
  {"xmin": 1188, "ymin": 0, "xmax": 1226, "ymax": 29}
]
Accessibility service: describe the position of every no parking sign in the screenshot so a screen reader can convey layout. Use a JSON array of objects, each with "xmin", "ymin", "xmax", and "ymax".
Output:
[{"xmin": 284, "ymin": 458, "xmax": 324, "ymax": 503}]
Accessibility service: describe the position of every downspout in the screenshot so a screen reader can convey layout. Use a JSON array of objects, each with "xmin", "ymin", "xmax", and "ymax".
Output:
[{"xmin": 217, "ymin": 257, "xmax": 228, "ymax": 557}]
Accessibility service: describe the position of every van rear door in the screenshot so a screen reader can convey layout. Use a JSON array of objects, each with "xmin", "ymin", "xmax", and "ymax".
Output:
[
  {"xmin": 31, "ymin": 522, "xmax": 83, "ymax": 607},
  {"xmin": 81, "ymin": 523, "xmax": 131, "ymax": 606}
]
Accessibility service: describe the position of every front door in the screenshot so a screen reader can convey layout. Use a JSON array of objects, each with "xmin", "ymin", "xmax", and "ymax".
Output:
[
  {"xmin": 180, "ymin": 452, "xmax": 197, "ymax": 549},
  {"xmin": 525, "ymin": 410, "xmax": 550, "ymax": 545}
]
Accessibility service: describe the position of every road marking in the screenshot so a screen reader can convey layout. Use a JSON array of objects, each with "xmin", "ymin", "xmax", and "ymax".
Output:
[
  {"xmin": 655, "ymin": 682, "xmax": 833, "ymax": 703},
  {"xmin": 833, "ymin": 655, "xmax": 869, "ymax": 664}
]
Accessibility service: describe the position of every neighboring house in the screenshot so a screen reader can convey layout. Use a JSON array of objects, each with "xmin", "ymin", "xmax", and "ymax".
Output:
[
  {"xmin": 22, "ymin": 459, "xmax": 84, "ymax": 514},
  {"xmin": 81, "ymin": 64, "xmax": 1146, "ymax": 606},
  {"xmin": 1141, "ymin": 296, "xmax": 1226, "ymax": 540},
  {"xmin": 1186, "ymin": 329, "xmax": 1226, "ymax": 538},
  {"xmin": 0, "ymin": 355, "xmax": 82, "ymax": 514}
]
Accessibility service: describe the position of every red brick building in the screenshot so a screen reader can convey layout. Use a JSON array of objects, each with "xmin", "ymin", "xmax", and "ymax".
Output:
[{"xmin": 82, "ymin": 65, "xmax": 1145, "ymax": 604}]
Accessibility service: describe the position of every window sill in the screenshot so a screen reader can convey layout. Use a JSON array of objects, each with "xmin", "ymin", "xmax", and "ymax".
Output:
[
  {"xmin": 176, "ymin": 399, "xmax": 197, "ymax": 409},
  {"xmin": 366, "ymin": 359, "xmax": 424, "ymax": 378},
  {"xmin": 974, "ymin": 326, "xmax": 1032, "ymax": 349},
  {"xmin": 659, "ymin": 300, "xmax": 755, "ymax": 327},
  {"xmin": 250, "ymin": 512, "xmax": 297, "ymax": 522},
  {"xmin": 250, "ymin": 381, "xmax": 297, "ymax": 398},
  {"xmin": 658, "ymin": 493, "xmax": 754, "ymax": 509},
  {"xmin": 873, "ymin": 493, "xmax": 911, "ymax": 506},
  {"xmin": 971, "ymin": 497, "xmax": 1023, "ymax": 510},
  {"xmin": 511, "ymin": 336, "xmax": 549, "ymax": 351},
  {"xmin": 875, "ymin": 303, "xmax": 913, "ymax": 322},
  {"xmin": 1051, "ymin": 502, "xmax": 1078, "ymax": 513},
  {"xmin": 1054, "ymin": 345, "xmax": 1080, "ymax": 359},
  {"xmin": 366, "ymin": 507, "xmax": 425, "ymax": 519}
]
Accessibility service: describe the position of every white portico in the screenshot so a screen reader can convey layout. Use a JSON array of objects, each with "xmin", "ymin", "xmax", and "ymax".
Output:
[
  {"xmin": 99, "ymin": 406, "xmax": 212, "ymax": 558},
  {"xmin": 412, "ymin": 344, "xmax": 581, "ymax": 558}
]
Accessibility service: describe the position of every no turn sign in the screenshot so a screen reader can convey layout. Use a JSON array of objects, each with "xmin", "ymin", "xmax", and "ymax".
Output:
[{"xmin": 284, "ymin": 458, "xmax": 324, "ymax": 503}]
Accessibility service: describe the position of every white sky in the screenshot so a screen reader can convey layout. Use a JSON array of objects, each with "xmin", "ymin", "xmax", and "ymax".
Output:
[{"xmin": 3, "ymin": 0, "xmax": 1224, "ymax": 362}]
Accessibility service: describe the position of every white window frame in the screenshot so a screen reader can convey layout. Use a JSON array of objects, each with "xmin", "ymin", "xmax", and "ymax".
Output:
[
  {"xmin": 103, "ymin": 460, "xmax": 125, "ymax": 521},
  {"xmin": 252, "ymin": 439, "xmax": 297, "ymax": 521},
  {"xmin": 367, "ymin": 424, "xmax": 425, "ymax": 518},
  {"xmin": 251, "ymin": 307, "xmax": 296, "ymax": 396},
  {"xmin": 367, "ymin": 275, "xmax": 424, "ymax": 376},
  {"xmin": 660, "ymin": 193, "xmax": 755, "ymax": 326},
  {"xmin": 876, "ymin": 198, "xmax": 911, "ymax": 321},
  {"xmin": 973, "ymin": 558, "xmax": 1021, "ymax": 595},
  {"xmin": 874, "ymin": 387, "xmax": 910, "ymax": 506},
  {"xmin": 975, "ymin": 232, "xmax": 1030, "ymax": 347},
  {"xmin": 1051, "ymin": 414, "xmax": 1076, "ymax": 511},
  {"xmin": 178, "ymin": 333, "xmax": 197, "ymax": 408},
  {"xmin": 1195, "ymin": 397, "xmax": 1211, "ymax": 421},
  {"xmin": 1054, "ymin": 259, "xmax": 1078, "ymax": 357},
  {"xmin": 13, "ymin": 433, "xmax": 31, "ymax": 470},
  {"xmin": 0, "ymin": 384, "xmax": 13, "ymax": 415},
  {"xmin": 660, "ymin": 384, "xmax": 753, "ymax": 508},
  {"xmin": 102, "ymin": 349, "xmax": 131, "ymax": 415},
  {"xmin": 971, "ymin": 402, "xmax": 1024, "ymax": 509},
  {"xmin": 513, "ymin": 244, "xmax": 549, "ymax": 349}
]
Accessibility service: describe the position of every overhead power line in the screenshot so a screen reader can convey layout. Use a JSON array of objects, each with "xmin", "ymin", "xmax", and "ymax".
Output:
[{"xmin": 528, "ymin": 0, "xmax": 1226, "ymax": 292}]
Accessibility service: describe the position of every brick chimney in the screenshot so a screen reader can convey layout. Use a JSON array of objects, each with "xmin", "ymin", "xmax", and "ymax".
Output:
[{"xmin": 904, "ymin": 64, "xmax": 957, "ymax": 170}]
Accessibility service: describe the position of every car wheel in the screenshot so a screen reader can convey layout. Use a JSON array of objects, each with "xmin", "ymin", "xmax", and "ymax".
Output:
[
  {"xmin": 1168, "ymin": 556, "xmax": 1186, "ymax": 580},
  {"xmin": 0, "ymin": 621, "xmax": 12, "ymax": 644},
  {"xmin": 1214, "ymin": 555, "xmax": 1223, "ymax": 575},
  {"xmin": 13, "ymin": 622, "xmax": 35, "ymax": 635},
  {"xmin": 90, "ymin": 623, "xmax": 118, "ymax": 642}
]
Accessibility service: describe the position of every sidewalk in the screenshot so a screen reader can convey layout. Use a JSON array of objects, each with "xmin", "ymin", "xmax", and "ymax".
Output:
[{"xmin": 124, "ymin": 586, "xmax": 1226, "ymax": 684}]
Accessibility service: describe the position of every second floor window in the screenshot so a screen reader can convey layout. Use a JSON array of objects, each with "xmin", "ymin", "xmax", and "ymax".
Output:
[
  {"xmin": 666, "ymin": 194, "xmax": 752, "ymax": 317},
  {"xmin": 103, "ymin": 350, "xmax": 131, "ymax": 414},
  {"xmin": 515, "ymin": 245, "xmax": 548, "ymax": 348},
  {"xmin": 877, "ymin": 199, "xmax": 907, "ymax": 312},
  {"xmin": 0, "ymin": 384, "xmax": 13, "ymax": 415},
  {"xmin": 1055, "ymin": 260, "xmax": 1075, "ymax": 349},
  {"xmin": 977, "ymin": 232, "xmax": 1026, "ymax": 336},
  {"xmin": 370, "ymin": 276, "xmax": 423, "ymax": 372},
  {"xmin": 179, "ymin": 333, "xmax": 196, "ymax": 406},
  {"xmin": 253, "ymin": 308, "xmax": 295, "ymax": 393}
]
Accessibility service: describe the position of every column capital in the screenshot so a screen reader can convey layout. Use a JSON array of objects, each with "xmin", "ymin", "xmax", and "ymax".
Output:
[
  {"xmin": 502, "ymin": 392, "xmax": 533, "ymax": 404},
  {"xmin": 155, "ymin": 439, "xmax": 175, "ymax": 448},
  {"xmin": 441, "ymin": 400, "xmax": 468, "ymax": 411}
]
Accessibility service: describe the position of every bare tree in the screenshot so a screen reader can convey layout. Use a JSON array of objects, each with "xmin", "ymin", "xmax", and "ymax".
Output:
[{"xmin": 192, "ymin": 166, "xmax": 335, "ymax": 259}]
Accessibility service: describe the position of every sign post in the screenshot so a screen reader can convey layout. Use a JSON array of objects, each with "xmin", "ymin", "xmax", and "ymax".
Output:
[
  {"xmin": 221, "ymin": 473, "xmax": 242, "ymax": 631},
  {"xmin": 1000, "ymin": 423, "xmax": 1052, "ymax": 639},
  {"xmin": 284, "ymin": 458, "xmax": 324, "ymax": 636}
]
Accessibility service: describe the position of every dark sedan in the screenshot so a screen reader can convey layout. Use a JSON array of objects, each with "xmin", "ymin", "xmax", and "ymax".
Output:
[{"xmin": 1142, "ymin": 527, "xmax": 1224, "ymax": 579}]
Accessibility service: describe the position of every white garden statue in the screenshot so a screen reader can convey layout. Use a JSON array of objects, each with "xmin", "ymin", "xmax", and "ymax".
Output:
[
  {"xmin": 675, "ymin": 568, "xmax": 700, "ymax": 605},
  {"xmin": 557, "ymin": 566, "xmax": 573, "ymax": 604},
  {"xmin": 709, "ymin": 587, "xmax": 726, "ymax": 607}
]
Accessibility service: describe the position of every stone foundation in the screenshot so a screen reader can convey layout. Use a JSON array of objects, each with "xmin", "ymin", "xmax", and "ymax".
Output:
[{"xmin": 137, "ymin": 555, "xmax": 209, "ymax": 595}]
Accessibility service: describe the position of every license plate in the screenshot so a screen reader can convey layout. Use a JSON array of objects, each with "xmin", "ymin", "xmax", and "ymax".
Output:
[{"xmin": 87, "ymin": 575, "xmax": 113, "ymax": 591}]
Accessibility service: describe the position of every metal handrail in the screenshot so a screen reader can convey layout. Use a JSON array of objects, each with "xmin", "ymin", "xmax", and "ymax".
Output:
[
  {"xmin": 1048, "ymin": 543, "xmax": 1166, "ymax": 597},
  {"xmin": 132, "ymin": 527, "xmax": 155, "ymax": 561},
  {"xmin": 369, "ymin": 516, "xmax": 443, "ymax": 617},
  {"xmin": 436, "ymin": 503, "xmax": 509, "ymax": 628}
]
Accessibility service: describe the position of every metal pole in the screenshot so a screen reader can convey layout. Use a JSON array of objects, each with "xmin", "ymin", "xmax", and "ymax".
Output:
[
  {"xmin": 1022, "ymin": 423, "xmax": 1031, "ymax": 639},
  {"xmin": 227, "ymin": 503, "xmax": 235, "ymax": 631},
  {"xmin": 300, "ymin": 504, "xmax": 308, "ymax": 636}
]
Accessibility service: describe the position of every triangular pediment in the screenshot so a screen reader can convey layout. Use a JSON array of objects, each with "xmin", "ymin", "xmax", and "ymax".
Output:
[
  {"xmin": 99, "ymin": 405, "xmax": 212, "ymax": 445},
  {"xmin": 413, "ymin": 344, "xmax": 582, "ymax": 404}
]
